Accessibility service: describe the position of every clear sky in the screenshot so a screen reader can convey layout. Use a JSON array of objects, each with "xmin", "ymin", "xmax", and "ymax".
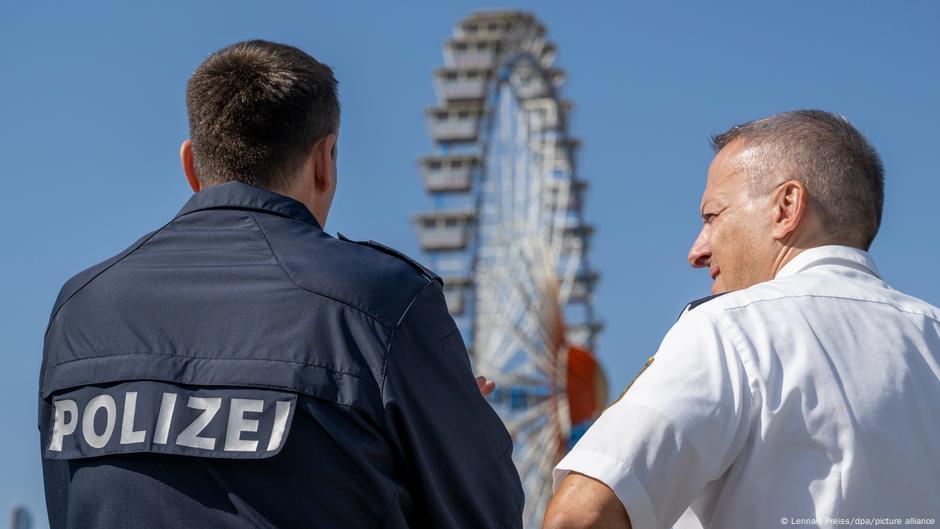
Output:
[{"xmin": 2, "ymin": 1, "xmax": 938, "ymax": 524}]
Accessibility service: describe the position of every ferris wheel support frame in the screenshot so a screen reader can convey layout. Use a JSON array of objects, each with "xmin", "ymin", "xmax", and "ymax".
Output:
[{"xmin": 413, "ymin": 11, "xmax": 604, "ymax": 528}]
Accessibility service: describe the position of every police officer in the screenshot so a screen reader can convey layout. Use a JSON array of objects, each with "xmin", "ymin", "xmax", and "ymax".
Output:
[
  {"xmin": 39, "ymin": 40, "xmax": 523, "ymax": 529},
  {"xmin": 544, "ymin": 110, "xmax": 940, "ymax": 528}
]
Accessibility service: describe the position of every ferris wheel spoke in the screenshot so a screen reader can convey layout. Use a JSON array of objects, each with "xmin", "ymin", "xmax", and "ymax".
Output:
[
  {"xmin": 503, "ymin": 398, "xmax": 557, "ymax": 437},
  {"xmin": 483, "ymin": 323, "xmax": 555, "ymax": 378},
  {"xmin": 478, "ymin": 278, "xmax": 561, "ymax": 367},
  {"xmin": 490, "ymin": 372, "xmax": 555, "ymax": 389},
  {"xmin": 480, "ymin": 259, "xmax": 563, "ymax": 345},
  {"xmin": 515, "ymin": 416, "xmax": 563, "ymax": 488},
  {"xmin": 505, "ymin": 321, "xmax": 556, "ymax": 372},
  {"xmin": 522, "ymin": 447, "xmax": 560, "ymax": 528},
  {"xmin": 557, "ymin": 247, "xmax": 583, "ymax": 305}
]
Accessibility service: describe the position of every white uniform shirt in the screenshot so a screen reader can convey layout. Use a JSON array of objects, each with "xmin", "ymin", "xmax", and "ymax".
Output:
[{"xmin": 554, "ymin": 246, "xmax": 940, "ymax": 528}]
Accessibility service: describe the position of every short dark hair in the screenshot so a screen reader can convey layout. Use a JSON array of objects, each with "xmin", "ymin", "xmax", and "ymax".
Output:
[
  {"xmin": 186, "ymin": 40, "xmax": 340, "ymax": 190},
  {"xmin": 712, "ymin": 109, "xmax": 884, "ymax": 249}
]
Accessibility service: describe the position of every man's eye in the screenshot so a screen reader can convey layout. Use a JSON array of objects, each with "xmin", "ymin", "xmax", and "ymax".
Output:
[{"xmin": 703, "ymin": 213, "xmax": 717, "ymax": 224}]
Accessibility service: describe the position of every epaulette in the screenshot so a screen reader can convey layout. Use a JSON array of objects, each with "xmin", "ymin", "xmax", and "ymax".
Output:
[
  {"xmin": 677, "ymin": 292, "xmax": 729, "ymax": 320},
  {"xmin": 611, "ymin": 291, "xmax": 732, "ymax": 407},
  {"xmin": 337, "ymin": 233, "xmax": 442, "ymax": 285},
  {"xmin": 610, "ymin": 291, "xmax": 732, "ymax": 407}
]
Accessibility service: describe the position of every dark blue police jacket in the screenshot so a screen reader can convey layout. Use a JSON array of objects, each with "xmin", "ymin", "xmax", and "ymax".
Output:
[{"xmin": 39, "ymin": 181, "xmax": 524, "ymax": 529}]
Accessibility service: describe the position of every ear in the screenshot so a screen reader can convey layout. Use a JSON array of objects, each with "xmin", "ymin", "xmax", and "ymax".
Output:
[
  {"xmin": 312, "ymin": 133, "xmax": 338, "ymax": 192},
  {"xmin": 180, "ymin": 140, "xmax": 200, "ymax": 192},
  {"xmin": 770, "ymin": 180, "xmax": 807, "ymax": 240}
]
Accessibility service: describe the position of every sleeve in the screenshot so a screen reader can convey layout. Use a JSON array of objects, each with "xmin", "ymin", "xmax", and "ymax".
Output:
[
  {"xmin": 552, "ymin": 310, "xmax": 755, "ymax": 529},
  {"xmin": 382, "ymin": 282, "xmax": 524, "ymax": 529},
  {"xmin": 39, "ymin": 398, "xmax": 70, "ymax": 529}
]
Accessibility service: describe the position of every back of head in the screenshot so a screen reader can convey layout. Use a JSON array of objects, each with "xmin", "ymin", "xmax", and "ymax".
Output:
[
  {"xmin": 186, "ymin": 40, "xmax": 340, "ymax": 191},
  {"xmin": 712, "ymin": 109, "xmax": 884, "ymax": 249}
]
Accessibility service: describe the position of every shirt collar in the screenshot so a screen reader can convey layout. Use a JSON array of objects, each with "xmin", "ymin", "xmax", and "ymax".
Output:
[
  {"xmin": 175, "ymin": 180, "xmax": 322, "ymax": 229},
  {"xmin": 775, "ymin": 244, "xmax": 881, "ymax": 280}
]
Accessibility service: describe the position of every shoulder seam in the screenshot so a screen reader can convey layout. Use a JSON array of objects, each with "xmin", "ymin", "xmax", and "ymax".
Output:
[
  {"xmin": 681, "ymin": 309, "xmax": 763, "ymax": 420},
  {"xmin": 248, "ymin": 212, "xmax": 414, "ymax": 330},
  {"xmin": 697, "ymin": 309, "xmax": 763, "ymax": 472},
  {"xmin": 380, "ymin": 280, "xmax": 437, "ymax": 393},
  {"xmin": 44, "ymin": 221, "xmax": 172, "ymax": 338},
  {"xmin": 337, "ymin": 233, "xmax": 441, "ymax": 285},
  {"xmin": 701, "ymin": 310, "xmax": 760, "ymax": 395},
  {"xmin": 712, "ymin": 293, "xmax": 940, "ymax": 325}
]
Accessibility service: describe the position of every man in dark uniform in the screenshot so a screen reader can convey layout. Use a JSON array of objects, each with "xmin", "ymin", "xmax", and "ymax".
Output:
[{"xmin": 39, "ymin": 40, "xmax": 523, "ymax": 529}]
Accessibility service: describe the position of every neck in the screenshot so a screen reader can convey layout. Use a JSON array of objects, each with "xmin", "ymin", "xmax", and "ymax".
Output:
[
  {"xmin": 770, "ymin": 232, "xmax": 856, "ymax": 279},
  {"xmin": 276, "ymin": 173, "xmax": 328, "ymax": 228},
  {"xmin": 770, "ymin": 246, "xmax": 806, "ymax": 279},
  {"xmin": 768, "ymin": 208, "xmax": 841, "ymax": 279}
]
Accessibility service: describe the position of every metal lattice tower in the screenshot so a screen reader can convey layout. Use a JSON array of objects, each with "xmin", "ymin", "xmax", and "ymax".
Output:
[{"xmin": 414, "ymin": 11, "xmax": 603, "ymax": 527}]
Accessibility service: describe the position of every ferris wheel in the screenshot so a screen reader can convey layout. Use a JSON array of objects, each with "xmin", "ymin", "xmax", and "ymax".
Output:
[{"xmin": 413, "ymin": 11, "xmax": 606, "ymax": 526}]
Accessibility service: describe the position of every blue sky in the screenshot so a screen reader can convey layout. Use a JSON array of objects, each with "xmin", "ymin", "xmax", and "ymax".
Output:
[{"xmin": 2, "ymin": 1, "xmax": 938, "ymax": 524}]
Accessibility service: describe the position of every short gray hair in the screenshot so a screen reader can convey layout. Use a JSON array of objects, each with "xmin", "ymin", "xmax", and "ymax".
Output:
[{"xmin": 712, "ymin": 109, "xmax": 884, "ymax": 249}]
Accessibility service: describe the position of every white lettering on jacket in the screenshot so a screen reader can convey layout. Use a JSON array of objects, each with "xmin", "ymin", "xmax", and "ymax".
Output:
[{"xmin": 48, "ymin": 389, "xmax": 293, "ymax": 455}]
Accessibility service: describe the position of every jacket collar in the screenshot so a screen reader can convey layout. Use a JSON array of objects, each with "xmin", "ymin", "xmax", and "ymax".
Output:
[
  {"xmin": 775, "ymin": 244, "xmax": 881, "ymax": 280},
  {"xmin": 175, "ymin": 181, "xmax": 322, "ymax": 229}
]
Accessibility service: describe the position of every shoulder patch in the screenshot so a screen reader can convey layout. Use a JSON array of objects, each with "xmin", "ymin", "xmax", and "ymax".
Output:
[
  {"xmin": 338, "ymin": 233, "xmax": 442, "ymax": 285},
  {"xmin": 43, "ymin": 381, "xmax": 297, "ymax": 460},
  {"xmin": 609, "ymin": 355, "xmax": 655, "ymax": 407}
]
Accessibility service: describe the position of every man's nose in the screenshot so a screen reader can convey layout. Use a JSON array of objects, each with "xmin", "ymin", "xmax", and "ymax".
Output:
[{"xmin": 688, "ymin": 227, "xmax": 711, "ymax": 268}]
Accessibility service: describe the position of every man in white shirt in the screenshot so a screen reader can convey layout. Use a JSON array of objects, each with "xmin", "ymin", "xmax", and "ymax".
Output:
[{"xmin": 544, "ymin": 110, "xmax": 940, "ymax": 529}]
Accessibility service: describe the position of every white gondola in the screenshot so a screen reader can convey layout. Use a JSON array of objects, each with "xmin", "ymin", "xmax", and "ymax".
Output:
[
  {"xmin": 544, "ymin": 178, "xmax": 588, "ymax": 211},
  {"xmin": 442, "ymin": 276, "xmax": 473, "ymax": 315},
  {"xmin": 434, "ymin": 67, "xmax": 490, "ymax": 102},
  {"xmin": 425, "ymin": 103, "xmax": 485, "ymax": 143},
  {"xmin": 523, "ymin": 97, "xmax": 573, "ymax": 132},
  {"xmin": 531, "ymin": 138, "xmax": 580, "ymax": 175},
  {"xmin": 455, "ymin": 11, "xmax": 545, "ymax": 40},
  {"xmin": 413, "ymin": 209, "xmax": 475, "ymax": 251},
  {"xmin": 443, "ymin": 37, "xmax": 502, "ymax": 69},
  {"xmin": 419, "ymin": 154, "xmax": 480, "ymax": 192}
]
